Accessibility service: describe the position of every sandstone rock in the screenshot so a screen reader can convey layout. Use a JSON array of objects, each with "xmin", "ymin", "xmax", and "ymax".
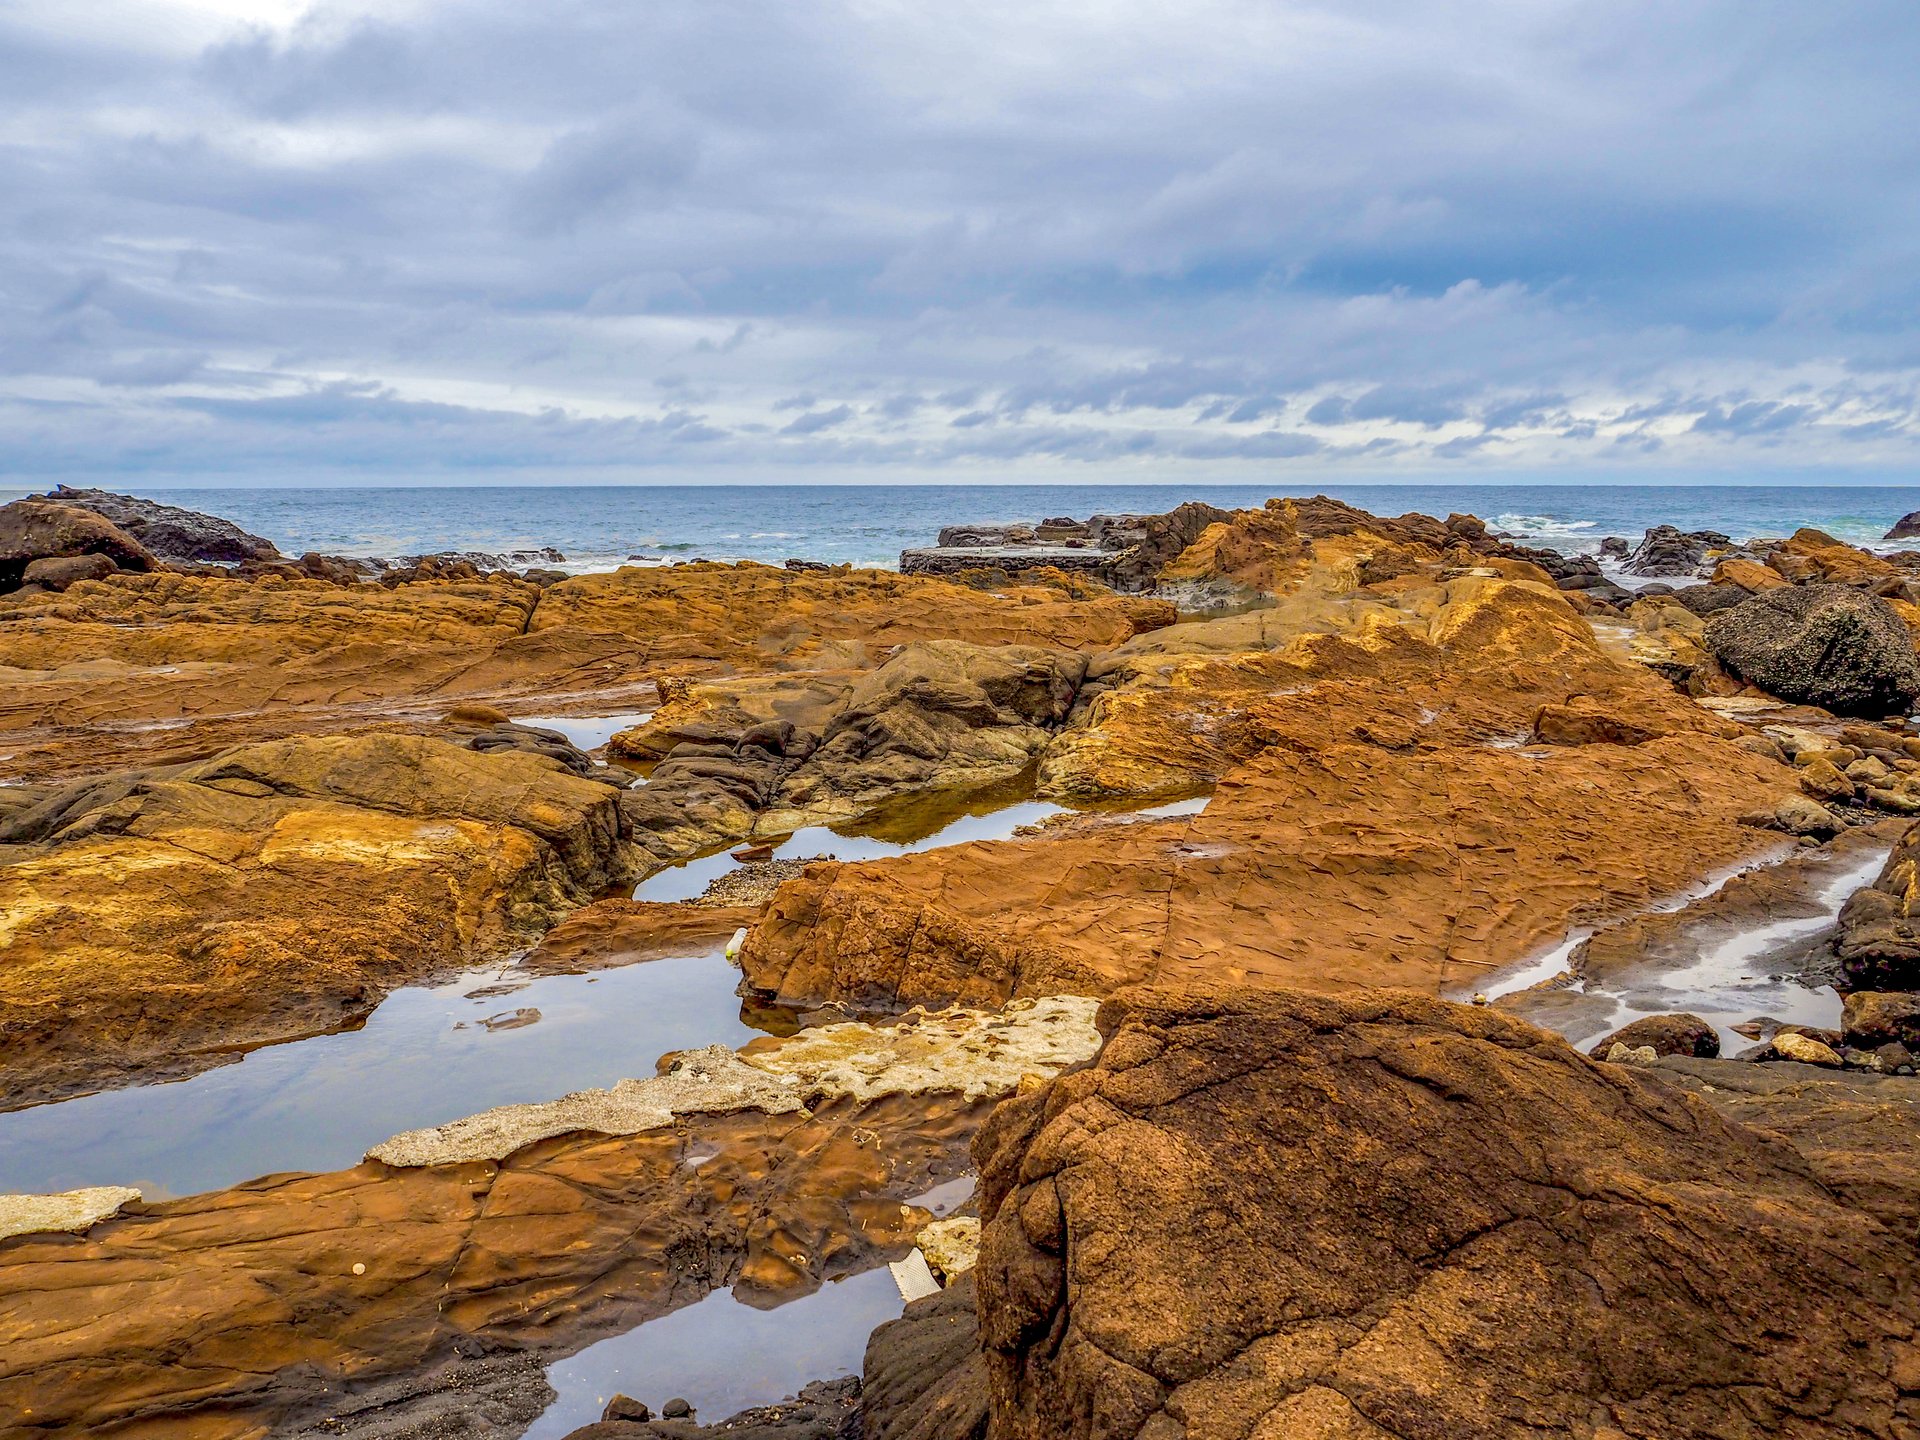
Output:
[
  {"xmin": 1588, "ymin": 1012, "xmax": 1720, "ymax": 1059},
  {"xmin": 1799, "ymin": 755, "xmax": 1858, "ymax": 802},
  {"xmin": 603, "ymin": 1394, "xmax": 653, "ymax": 1423},
  {"xmin": 972, "ymin": 985, "xmax": 1920, "ymax": 1440},
  {"xmin": 39, "ymin": 485, "xmax": 281, "ymax": 563},
  {"xmin": 1761, "ymin": 794, "xmax": 1843, "ymax": 838},
  {"xmin": 1603, "ymin": 1042, "xmax": 1659, "ymax": 1065},
  {"xmin": 1531, "ymin": 700, "xmax": 1657, "ymax": 746},
  {"xmin": 1712, "ymin": 556, "xmax": 1791, "ymax": 593},
  {"xmin": 0, "ymin": 497, "xmax": 154, "ymax": 591},
  {"xmin": 1768, "ymin": 528, "xmax": 1901, "ymax": 588},
  {"xmin": 0, "ymin": 1090, "xmax": 977, "ymax": 1436},
  {"xmin": 20, "ymin": 552, "xmax": 118, "ymax": 591},
  {"xmin": 744, "ymin": 732, "xmax": 1793, "ymax": 1014},
  {"xmin": 860, "ymin": 1273, "xmax": 989, "ymax": 1440},
  {"xmin": 1706, "ymin": 582, "xmax": 1920, "ymax": 716},
  {"xmin": 0, "ymin": 1186, "xmax": 142, "ymax": 1242},
  {"xmin": 367, "ymin": 997, "xmax": 1099, "ymax": 1167},
  {"xmin": 1849, "ymin": 754, "xmax": 1898, "ymax": 787},
  {"xmin": 1836, "ymin": 823, "xmax": 1920, "ymax": 989},
  {"xmin": 1844, "ymin": 991, "xmax": 1920, "ymax": 1051},
  {"xmin": 1771, "ymin": 1031, "xmax": 1844, "ymax": 1067},
  {"xmin": 0, "ymin": 733, "xmax": 636, "ymax": 1103},
  {"xmin": 914, "ymin": 1215, "xmax": 981, "ymax": 1285}
]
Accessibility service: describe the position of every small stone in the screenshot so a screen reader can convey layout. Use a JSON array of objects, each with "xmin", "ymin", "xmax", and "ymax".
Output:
[
  {"xmin": 662, "ymin": 1397, "xmax": 694, "ymax": 1419},
  {"xmin": 1587, "ymin": 1013, "xmax": 1719, "ymax": 1061},
  {"xmin": 1762, "ymin": 794, "xmax": 1842, "ymax": 838},
  {"xmin": 1603, "ymin": 1043, "xmax": 1659, "ymax": 1066},
  {"xmin": 1848, "ymin": 756, "xmax": 1897, "ymax": 787},
  {"xmin": 1771, "ymin": 1032, "xmax": 1843, "ymax": 1067},
  {"xmin": 351, "ymin": 1262, "xmax": 366, "ymax": 1276},
  {"xmin": 602, "ymin": 1394, "xmax": 651, "ymax": 1423},
  {"xmin": 1799, "ymin": 757, "xmax": 1857, "ymax": 803}
]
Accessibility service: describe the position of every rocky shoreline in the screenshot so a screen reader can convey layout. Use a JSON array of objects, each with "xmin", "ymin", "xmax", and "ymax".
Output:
[{"xmin": 8, "ymin": 487, "xmax": 1920, "ymax": 1438}]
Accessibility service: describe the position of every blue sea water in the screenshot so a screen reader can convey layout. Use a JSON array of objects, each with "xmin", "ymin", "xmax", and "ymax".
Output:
[{"xmin": 19, "ymin": 482, "xmax": 1920, "ymax": 572}]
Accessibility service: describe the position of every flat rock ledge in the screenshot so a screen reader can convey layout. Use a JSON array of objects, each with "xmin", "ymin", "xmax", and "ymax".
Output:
[
  {"xmin": 369, "ymin": 995, "xmax": 1100, "ymax": 1167},
  {"xmin": 0, "ymin": 1185, "xmax": 141, "ymax": 1242}
]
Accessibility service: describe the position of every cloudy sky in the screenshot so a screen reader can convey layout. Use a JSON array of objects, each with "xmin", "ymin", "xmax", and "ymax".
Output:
[{"xmin": 3, "ymin": 0, "xmax": 1917, "ymax": 484}]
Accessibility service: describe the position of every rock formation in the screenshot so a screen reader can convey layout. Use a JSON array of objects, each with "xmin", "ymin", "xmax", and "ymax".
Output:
[
  {"xmin": 38, "ymin": 485, "xmax": 282, "ymax": 564},
  {"xmin": 1622, "ymin": 524, "xmax": 1735, "ymax": 578},
  {"xmin": 0, "ymin": 496, "xmax": 155, "ymax": 592},
  {"xmin": 0, "ymin": 999, "xmax": 1100, "ymax": 1437},
  {"xmin": 971, "ymin": 985, "xmax": 1920, "ymax": 1440},
  {"xmin": 1706, "ymin": 582, "xmax": 1920, "ymax": 716},
  {"xmin": 0, "ymin": 733, "xmax": 634, "ymax": 1103}
]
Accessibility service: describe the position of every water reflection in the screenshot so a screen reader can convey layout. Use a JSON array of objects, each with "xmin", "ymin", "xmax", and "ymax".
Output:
[
  {"xmin": 0, "ymin": 951, "xmax": 754, "ymax": 1200},
  {"xmin": 523, "ymin": 1267, "xmax": 905, "ymax": 1438}
]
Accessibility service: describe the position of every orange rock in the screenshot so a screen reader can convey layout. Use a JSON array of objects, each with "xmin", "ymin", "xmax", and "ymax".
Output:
[
  {"xmin": 1713, "ymin": 556, "xmax": 1790, "ymax": 592},
  {"xmin": 0, "ymin": 733, "xmax": 634, "ymax": 1104},
  {"xmin": 973, "ymin": 985, "xmax": 1920, "ymax": 1440},
  {"xmin": 741, "ymin": 732, "xmax": 1793, "ymax": 1012},
  {"xmin": 1768, "ymin": 528, "xmax": 1900, "ymax": 587},
  {"xmin": 0, "ymin": 1091, "xmax": 976, "ymax": 1437}
]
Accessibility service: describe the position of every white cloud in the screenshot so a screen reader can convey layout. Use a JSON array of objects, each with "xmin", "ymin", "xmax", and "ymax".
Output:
[{"xmin": 1, "ymin": 0, "xmax": 1919, "ymax": 480}]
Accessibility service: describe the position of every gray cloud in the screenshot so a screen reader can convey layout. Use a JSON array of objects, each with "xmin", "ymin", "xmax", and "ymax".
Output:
[{"xmin": 2, "ymin": 0, "xmax": 1919, "ymax": 480}]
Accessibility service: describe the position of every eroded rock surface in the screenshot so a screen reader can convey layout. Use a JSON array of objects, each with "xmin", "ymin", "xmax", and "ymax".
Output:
[
  {"xmin": 972, "ymin": 985, "xmax": 1920, "ymax": 1440},
  {"xmin": 0, "ymin": 732, "xmax": 634, "ymax": 1104},
  {"xmin": 0, "ymin": 1092, "xmax": 974, "ymax": 1439}
]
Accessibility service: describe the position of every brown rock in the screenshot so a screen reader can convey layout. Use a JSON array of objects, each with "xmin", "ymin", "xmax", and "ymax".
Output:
[
  {"xmin": 1710, "ymin": 555, "xmax": 1789, "ymax": 593},
  {"xmin": 1844, "ymin": 991, "xmax": 1920, "ymax": 1052},
  {"xmin": 743, "ymin": 732, "xmax": 1792, "ymax": 1013},
  {"xmin": 1836, "ymin": 822, "xmax": 1920, "ymax": 989},
  {"xmin": 20, "ymin": 552, "xmax": 118, "ymax": 592},
  {"xmin": 973, "ymin": 985, "xmax": 1920, "ymax": 1440},
  {"xmin": 860, "ymin": 1273, "xmax": 989, "ymax": 1440},
  {"xmin": 0, "ymin": 733, "xmax": 636, "ymax": 1103},
  {"xmin": 1800, "ymin": 755, "xmax": 1858, "ymax": 802},
  {"xmin": 0, "ymin": 497, "xmax": 154, "ymax": 590},
  {"xmin": 1771, "ymin": 1031, "xmax": 1844, "ymax": 1067},
  {"xmin": 0, "ymin": 1090, "xmax": 976, "ymax": 1437},
  {"xmin": 1586, "ymin": 1012, "xmax": 1720, "ymax": 1059}
]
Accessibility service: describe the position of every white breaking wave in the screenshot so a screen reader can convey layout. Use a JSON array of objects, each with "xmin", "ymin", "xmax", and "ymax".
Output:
[{"xmin": 1491, "ymin": 513, "xmax": 1599, "ymax": 537}]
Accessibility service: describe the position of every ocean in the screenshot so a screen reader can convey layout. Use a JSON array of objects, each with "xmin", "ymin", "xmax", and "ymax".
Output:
[{"xmin": 17, "ymin": 482, "xmax": 1920, "ymax": 573}]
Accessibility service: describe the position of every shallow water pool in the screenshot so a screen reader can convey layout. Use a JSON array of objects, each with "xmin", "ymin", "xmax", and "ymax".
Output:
[
  {"xmin": 522, "ymin": 1267, "xmax": 906, "ymax": 1437},
  {"xmin": 0, "ymin": 950, "xmax": 755, "ymax": 1200}
]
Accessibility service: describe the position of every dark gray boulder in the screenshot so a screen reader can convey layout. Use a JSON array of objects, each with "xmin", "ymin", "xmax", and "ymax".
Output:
[
  {"xmin": 1624, "ymin": 525, "xmax": 1734, "ymax": 578},
  {"xmin": 40, "ymin": 486, "xmax": 280, "ymax": 564},
  {"xmin": 1886, "ymin": 511, "xmax": 1920, "ymax": 542},
  {"xmin": 1705, "ymin": 582, "xmax": 1920, "ymax": 716}
]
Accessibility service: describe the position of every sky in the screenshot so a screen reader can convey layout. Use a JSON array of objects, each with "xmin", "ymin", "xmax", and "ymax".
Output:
[{"xmin": 3, "ymin": 0, "xmax": 1918, "ymax": 486}]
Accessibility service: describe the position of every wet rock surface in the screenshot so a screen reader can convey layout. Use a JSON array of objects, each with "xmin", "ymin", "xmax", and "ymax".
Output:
[
  {"xmin": 0, "ymin": 732, "xmax": 636, "ymax": 1104},
  {"xmin": 1622, "ymin": 523, "xmax": 1734, "ymax": 577},
  {"xmin": 972, "ymin": 985, "xmax": 1920, "ymax": 1440},
  {"xmin": 0, "ymin": 1091, "xmax": 974, "ymax": 1438}
]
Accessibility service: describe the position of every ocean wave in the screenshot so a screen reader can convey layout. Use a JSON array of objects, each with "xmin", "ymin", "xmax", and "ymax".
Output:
[
  {"xmin": 749, "ymin": 531, "xmax": 798, "ymax": 539},
  {"xmin": 1491, "ymin": 513, "xmax": 1598, "ymax": 537}
]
